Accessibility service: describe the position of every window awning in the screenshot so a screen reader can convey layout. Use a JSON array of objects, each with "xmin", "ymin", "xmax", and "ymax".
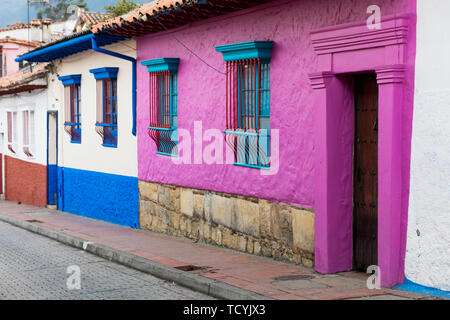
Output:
[{"xmin": 15, "ymin": 31, "xmax": 128, "ymax": 63}]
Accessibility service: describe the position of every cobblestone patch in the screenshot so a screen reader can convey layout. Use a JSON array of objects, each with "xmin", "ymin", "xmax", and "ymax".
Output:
[{"xmin": 0, "ymin": 221, "xmax": 213, "ymax": 300}]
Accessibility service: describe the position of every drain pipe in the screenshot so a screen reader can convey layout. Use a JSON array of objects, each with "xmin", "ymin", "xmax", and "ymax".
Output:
[{"xmin": 91, "ymin": 37, "xmax": 137, "ymax": 136}]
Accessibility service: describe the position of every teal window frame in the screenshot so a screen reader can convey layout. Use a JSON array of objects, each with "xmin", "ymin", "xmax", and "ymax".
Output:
[
  {"xmin": 141, "ymin": 58, "xmax": 179, "ymax": 157},
  {"xmin": 215, "ymin": 41, "xmax": 273, "ymax": 169}
]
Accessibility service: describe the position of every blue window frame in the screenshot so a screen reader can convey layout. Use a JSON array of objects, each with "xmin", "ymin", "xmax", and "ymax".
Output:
[
  {"xmin": 99, "ymin": 78, "xmax": 118, "ymax": 147},
  {"xmin": 90, "ymin": 67, "xmax": 119, "ymax": 147},
  {"xmin": 141, "ymin": 58, "xmax": 179, "ymax": 157},
  {"xmin": 215, "ymin": 41, "xmax": 273, "ymax": 169},
  {"xmin": 59, "ymin": 75, "xmax": 81, "ymax": 143},
  {"xmin": 235, "ymin": 61, "xmax": 270, "ymax": 168}
]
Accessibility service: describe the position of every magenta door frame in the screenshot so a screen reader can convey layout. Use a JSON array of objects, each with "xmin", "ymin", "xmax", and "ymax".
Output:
[{"xmin": 308, "ymin": 14, "xmax": 412, "ymax": 287}]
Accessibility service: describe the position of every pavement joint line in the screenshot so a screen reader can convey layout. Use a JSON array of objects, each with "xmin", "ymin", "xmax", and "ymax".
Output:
[{"xmin": 0, "ymin": 213, "xmax": 272, "ymax": 301}]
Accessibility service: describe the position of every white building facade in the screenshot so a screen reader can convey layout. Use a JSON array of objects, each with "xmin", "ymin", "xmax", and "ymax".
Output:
[
  {"xmin": 405, "ymin": 0, "xmax": 450, "ymax": 292},
  {"xmin": 0, "ymin": 66, "xmax": 48, "ymax": 206},
  {"xmin": 44, "ymin": 39, "xmax": 139, "ymax": 227}
]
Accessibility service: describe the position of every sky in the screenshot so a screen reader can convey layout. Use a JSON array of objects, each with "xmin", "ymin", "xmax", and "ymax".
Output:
[{"xmin": 0, "ymin": 0, "xmax": 122, "ymax": 28}]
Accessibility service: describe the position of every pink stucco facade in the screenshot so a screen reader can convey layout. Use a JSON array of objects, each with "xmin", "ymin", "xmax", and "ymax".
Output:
[
  {"xmin": 136, "ymin": 0, "xmax": 417, "ymax": 287},
  {"xmin": 0, "ymin": 42, "xmax": 32, "ymax": 76}
]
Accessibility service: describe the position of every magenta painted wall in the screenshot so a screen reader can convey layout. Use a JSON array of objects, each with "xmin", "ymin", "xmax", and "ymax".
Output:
[{"xmin": 136, "ymin": 0, "xmax": 416, "ymax": 215}]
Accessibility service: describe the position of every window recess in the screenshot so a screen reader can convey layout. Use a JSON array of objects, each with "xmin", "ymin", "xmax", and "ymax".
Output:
[
  {"xmin": 141, "ymin": 58, "xmax": 179, "ymax": 157},
  {"xmin": 22, "ymin": 110, "xmax": 35, "ymax": 157},
  {"xmin": 90, "ymin": 67, "xmax": 119, "ymax": 148},
  {"xmin": 58, "ymin": 75, "xmax": 82, "ymax": 143},
  {"xmin": 216, "ymin": 41, "xmax": 273, "ymax": 169},
  {"xmin": 7, "ymin": 111, "xmax": 17, "ymax": 154}
]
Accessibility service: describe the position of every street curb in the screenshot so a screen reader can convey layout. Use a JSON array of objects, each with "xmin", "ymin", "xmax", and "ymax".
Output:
[{"xmin": 0, "ymin": 214, "xmax": 272, "ymax": 300}]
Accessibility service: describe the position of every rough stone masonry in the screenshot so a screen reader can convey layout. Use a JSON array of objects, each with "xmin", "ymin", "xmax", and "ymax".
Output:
[{"xmin": 139, "ymin": 181, "xmax": 315, "ymax": 267}]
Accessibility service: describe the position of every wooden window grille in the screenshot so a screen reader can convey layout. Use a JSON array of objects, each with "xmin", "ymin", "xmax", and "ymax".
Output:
[
  {"xmin": 64, "ymin": 84, "xmax": 81, "ymax": 143},
  {"xmin": 224, "ymin": 58, "xmax": 270, "ymax": 168},
  {"xmin": 148, "ymin": 70, "xmax": 178, "ymax": 156},
  {"xmin": 95, "ymin": 78, "xmax": 118, "ymax": 147}
]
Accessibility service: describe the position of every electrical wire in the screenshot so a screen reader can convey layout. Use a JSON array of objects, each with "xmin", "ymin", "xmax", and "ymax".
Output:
[{"xmin": 154, "ymin": 17, "xmax": 226, "ymax": 75}]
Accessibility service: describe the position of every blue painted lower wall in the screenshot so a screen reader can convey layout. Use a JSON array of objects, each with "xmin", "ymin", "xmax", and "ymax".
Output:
[
  {"xmin": 394, "ymin": 278, "xmax": 450, "ymax": 299},
  {"xmin": 47, "ymin": 165, "xmax": 58, "ymax": 205},
  {"xmin": 59, "ymin": 167, "xmax": 139, "ymax": 228}
]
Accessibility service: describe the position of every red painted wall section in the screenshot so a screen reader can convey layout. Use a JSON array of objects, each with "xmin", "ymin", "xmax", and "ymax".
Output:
[{"xmin": 5, "ymin": 156, "xmax": 47, "ymax": 207}]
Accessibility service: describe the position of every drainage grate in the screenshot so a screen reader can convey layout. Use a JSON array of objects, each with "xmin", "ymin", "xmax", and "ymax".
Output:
[
  {"xmin": 174, "ymin": 265, "xmax": 207, "ymax": 272},
  {"xmin": 25, "ymin": 220, "xmax": 43, "ymax": 224},
  {"xmin": 272, "ymin": 274, "xmax": 315, "ymax": 281}
]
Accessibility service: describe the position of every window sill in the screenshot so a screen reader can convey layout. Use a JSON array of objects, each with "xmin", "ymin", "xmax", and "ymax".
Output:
[
  {"xmin": 224, "ymin": 130, "xmax": 259, "ymax": 137},
  {"xmin": 156, "ymin": 151, "xmax": 178, "ymax": 158},
  {"xmin": 102, "ymin": 143, "xmax": 117, "ymax": 148},
  {"xmin": 233, "ymin": 162, "xmax": 270, "ymax": 170},
  {"xmin": 148, "ymin": 126, "xmax": 176, "ymax": 131},
  {"xmin": 223, "ymin": 130, "xmax": 271, "ymax": 138},
  {"xmin": 96, "ymin": 123, "xmax": 117, "ymax": 128}
]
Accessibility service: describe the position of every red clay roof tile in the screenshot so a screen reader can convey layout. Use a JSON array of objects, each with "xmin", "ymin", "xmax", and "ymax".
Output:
[
  {"xmin": 92, "ymin": 0, "xmax": 274, "ymax": 36},
  {"xmin": 0, "ymin": 38, "xmax": 42, "ymax": 47},
  {"xmin": 0, "ymin": 64, "xmax": 48, "ymax": 91}
]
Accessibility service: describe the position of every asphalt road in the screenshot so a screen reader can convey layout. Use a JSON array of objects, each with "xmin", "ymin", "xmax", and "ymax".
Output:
[{"xmin": 0, "ymin": 221, "xmax": 213, "ymax": 300}]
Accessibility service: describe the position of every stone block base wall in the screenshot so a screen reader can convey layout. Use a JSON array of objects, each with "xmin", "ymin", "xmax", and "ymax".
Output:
[{"xmin": 139, "ymin": 181, "xmax": 315, "ymax": 267}]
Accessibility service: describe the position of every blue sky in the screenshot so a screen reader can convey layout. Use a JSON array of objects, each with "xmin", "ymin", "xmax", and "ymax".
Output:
[{"xmin": 0, "ymin": 0, "xmax": 122, "ymax": 28}]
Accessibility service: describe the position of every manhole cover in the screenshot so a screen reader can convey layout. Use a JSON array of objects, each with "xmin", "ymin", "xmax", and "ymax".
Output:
[
  {"xmin": 174, "ymin": 265, "xmax": 207, "ymax": 272},
  {"xmin": 272, "ymin": 274, "xmax": 315, "ymax": 281},
  {"xmin": 25, "ymin": 219, "xmax": 43, "ymax": 224}
]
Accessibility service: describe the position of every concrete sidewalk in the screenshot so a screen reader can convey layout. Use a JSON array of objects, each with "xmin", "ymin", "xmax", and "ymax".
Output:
[{"xmin": 0, "ymin": 200, "xmax": 436, "ymax": 300}]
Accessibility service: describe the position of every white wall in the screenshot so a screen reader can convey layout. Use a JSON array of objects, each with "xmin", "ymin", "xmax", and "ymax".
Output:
[
  {"xmin": 0, "ymin": 81, "xmax": 48, "ymax": 166},
  {"xmin": 0, "ymin": 27, "xmax": 50, "ymax": 43},
  {"xmin": 0, "ymin": 80, "xmax": 48, "ymax": 191},
  {"xmin": 406, "ymin": 0, "xmax": 450, "ymax": 291},
  {"xmin": 0, "ymin": 29, "xmax": 29, "ymax": 41},
  {"xmin": 48, "ymin": 40, "xmax": 137, "ymax": 178}
]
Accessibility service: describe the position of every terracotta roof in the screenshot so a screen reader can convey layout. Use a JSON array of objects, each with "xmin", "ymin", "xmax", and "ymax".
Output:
[
  {"xmin": 0, "ymin": 38, "xmax": 42, "ymax": 47},
  {"xmin": 30, "ymin": 19, "xmax": 51, "ymax": 26},
  {"xmin": 0, "ymin": 19, "xmax": 52, "ymax": 32},
  {"xmin": 80, "ymin": 11, "xmax": 110, "ymax": 26},
  {"xmin": 0, "ymin": 64, "xmax": 48, "ymax": 96},
  {"xmin": 93, "ymin": 0, "xmax": 275, "ymax": 36},
  {"xmin": 0, "ymin": 22, "xmax": 30, "ymax": 32}
]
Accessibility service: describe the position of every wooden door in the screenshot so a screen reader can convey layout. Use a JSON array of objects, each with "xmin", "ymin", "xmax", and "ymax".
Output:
[{"xmin": 353, "ymin": 74, "xmax": 378, "ymax": 271}]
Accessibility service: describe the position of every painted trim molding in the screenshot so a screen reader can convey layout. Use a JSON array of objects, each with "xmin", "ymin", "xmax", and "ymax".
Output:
[
  {"xmin": 89, "ymin": 67, "xmax": 119, "ymax": 80},
  {"xmin": 140, "ymin": 58, "xmax": 180, "ymax": 73},
  {"xmin": 311, "ymin": 14, "xmax": 409, "ymax": 55},
  {"xmin": 215, "ymin": 41, "xmax": 274, "ymax": 62},
  {"xmin": 58, "ymin": 74, "xmax": 81, "ymax": 86},
  {"xmin": 308, "ymin": 14, "xmax": 411, "ymax": 288}
]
